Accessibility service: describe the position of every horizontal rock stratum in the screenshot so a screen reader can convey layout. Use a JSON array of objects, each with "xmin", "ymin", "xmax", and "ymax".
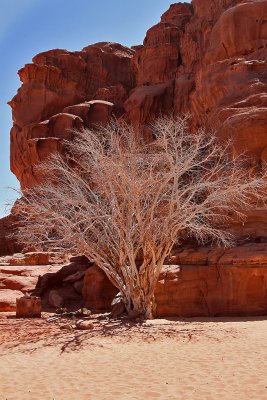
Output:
[
  {"xmin": 83, "ymin": 244, "xmax": 267, "ymax": 317},
  {"xmin": 2, "ymin": 244, "xmax": 267, "ymax": 317}
]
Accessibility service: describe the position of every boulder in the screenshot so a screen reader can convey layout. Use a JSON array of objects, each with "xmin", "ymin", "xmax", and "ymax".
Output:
[
  {"xmin": 16, "ymin": 296, "xmax": 41, "ymax": 318},
  {"xmin": 59, "ymin": 323, "xmax": 73, "ymax": 331},
  {"xmin": 47, "ymin": 284, "xmax": 83, "ymax": 310},
  {"xmin": 110, "ymin": 293, "xmax": 126, "ymax": 318},
  {"xmin": 82, "ymin": 266, "xmax": 118, "ymax": 311},
  {"xmin": 75, "ymin": 320, "xmax": 94, "ymax": 330}
]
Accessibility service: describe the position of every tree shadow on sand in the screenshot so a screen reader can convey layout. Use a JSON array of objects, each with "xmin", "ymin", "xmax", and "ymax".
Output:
[
  {"xmin": 5, "ymin": 312, "xmax": 264, "ymax": 355},
  {"xmin": 0, "ymin": 313, "xmax": 217, "ymax": 355}
]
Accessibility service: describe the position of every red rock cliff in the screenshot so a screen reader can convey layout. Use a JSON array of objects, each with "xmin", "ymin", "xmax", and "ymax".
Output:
[
  {"xmin": 9, "ymin": 0, "xmax": 267, "ymax": 239},
  {"xmin": 9, "ymin": 42, "xmax": 135, "ymax": 188}
]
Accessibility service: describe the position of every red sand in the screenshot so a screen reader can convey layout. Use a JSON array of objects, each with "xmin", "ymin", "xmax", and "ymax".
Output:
[{"xmin": 1, "ymin": 313, "xmax": 267, "ymax": 400}]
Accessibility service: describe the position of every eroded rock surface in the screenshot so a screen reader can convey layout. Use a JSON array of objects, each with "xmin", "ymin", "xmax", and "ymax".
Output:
[
  {"xmin": 82, "ymin": 244, "xmax": 267, "ymax": 317},
  {"xmin": 2, "ymin": 246, "xmax": 267, "ymax": 317},
  {"xmin": 9, "ymin": 43, "xmax": 135, "ymax": 188},
  {"xmin": 9, "ymin": 0, "xmax": 267, "ymax": 196},
  {"xmin": 4, "ymin": 1, "xmax": 267, "ymax": 316},
  {"xmin": 0, "ymin": 215, "xmax": 22, "ymax": 256},
  {"xmin": 0, "ymin": 253, "xmax": 89, "ymax": 311}
]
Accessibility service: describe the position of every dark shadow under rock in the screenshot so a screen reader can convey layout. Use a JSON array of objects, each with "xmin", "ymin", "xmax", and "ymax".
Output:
[{"xmin": 32, "ymin": 257, "xmax": 93, "ymax": 312}]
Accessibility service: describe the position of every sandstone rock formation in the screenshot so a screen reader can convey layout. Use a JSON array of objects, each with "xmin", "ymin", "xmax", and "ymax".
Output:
[
  {"xmin": 4, "ymin": 1, "xmax": 267, "ymax": 316},
  {"xmin": 1, "ymin": 245, "xmax": 267, "ymax": 317},
  {"xmin": 0, "ymin": 252, "xmax": 62, "ymax": 310},
  {"xmin": 0, "ymin": 253, "xmax": 89, "ymax": 311},
  {"xmin": 0, "ymin": 215, "xmax": 22, "ymax": 256},
  {"xmin": 82, "ymin": 266, "xmax": 118, "ymax": 311},
  {"xmin": 83, "ymin": 244, "xmax": 267, "ymax": 317},
  {"xmin": 9, "ymin": 43, "xmax": 135, "ymax": 188},
  {"xmin": 7, "ymin": 0, "xmax": 267, "ymax": 241},
  {"xmin": 9, "ymin": 0, "xmax": 267, "ymax": 194}
]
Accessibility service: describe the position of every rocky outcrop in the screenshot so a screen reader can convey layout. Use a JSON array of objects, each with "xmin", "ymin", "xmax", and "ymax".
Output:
[
  {"xmin": 9, "ymin": 0, "xmax": 267, "ymax": 190},
  {"xmin": 32, "ymin": 255, "xmax": 92, "ymax": 311},
  {"xmin": 0, "ymin": 252, "xmax": 61, "ymax": 311},
  {"xmin": 0, "ymin": 215, "xmax": 22, "ymax": 256},
  {"xmin": 5, "ymin": 1, "xmax": 267, "ymax": 316},
  {"xmin": 9, "ymin": 43, "xmax": 135, "ymax": 188},
  {"xmin": 82, "ymin": 266, "xmax": 118, "ymax": 311},
  {"xmin": 8, "ymin": 1, "xmax": 267, "ymax": 241},
  {"xmin": 0, "ymin": 253, "xmax": 89, "ymax": 311},
  {"xmin": 2, "ymin": 245, "xmax": 267, "ymax": 317},
  {"xmin": 10, "ymin": 100, "xmax": 114, "ymax": 188},
  {"xmin": 126, "ymin": 0, "xmax": 267, "ymax": 164},
  {"xmin": 156, "ymin": 243, "xmax": 267, "ymax": 317},
  {"xmin": 82, "ymin": 244, "xmax": 267, "ymax": 317}
]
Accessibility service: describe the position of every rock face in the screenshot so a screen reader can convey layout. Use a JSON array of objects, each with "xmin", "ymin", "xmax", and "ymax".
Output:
[
  {"xmin": 125, "ymin": 0, "xmax": 267, "ymax": 164},
  {"xmin": 0, "ymin": 252, "xmax": 63, "ymax": 311},
  {"xmin": 5, "ymin": 1, "xmax": 267, "ymax": 316},
  {"xmin": 8, "ymin": 1, "xmax": 267, "ymax": 216},
  {"xmin": 0, "ymin": 252, "xmax": 89, "ymax": 311},
  {"xmin": 156, "ymin": 244, "xmax": 267, "ymax": 317},
  {"xmin": 82, "ymin": 266, "xmax": 118, "ymax": 311},
  {"xmin": 0, "ymin": 215, "xmax": 22, "ymax": 256},
  {"xmin": 9, "ymin": 0, "xmax": 267, "ymax": 193},
  {"xmin": 83, "ymin": 244, "xmax": 267, "ymax": 317},
  {"xmin": 2, "ymin": 246, "xmax": 267, "ymax": 317},
  {"xmin": 9, "ymin": 43, "xmax": 135, "ymax": 188}
]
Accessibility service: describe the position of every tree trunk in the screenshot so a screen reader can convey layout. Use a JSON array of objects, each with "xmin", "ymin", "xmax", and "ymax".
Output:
[
  {"xmin": 124, "ymin": 290, "xmax": 155, "ymax": 319},
  {"xmin": 122, "ymin": 260, "xmax": 162, "ymax": 319}
]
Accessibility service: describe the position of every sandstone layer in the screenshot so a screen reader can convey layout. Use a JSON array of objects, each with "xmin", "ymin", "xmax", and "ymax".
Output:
[
  {"xmin": 83, "ymin": 244, "xmax": 267, "ymax": 317},
  {"xmin": 2, "ymin": 244, "xmax": 267, "ymax": 317},
  {"xmin": 0, "ymin": 253, "xmax": 90, "ymax": 312}
]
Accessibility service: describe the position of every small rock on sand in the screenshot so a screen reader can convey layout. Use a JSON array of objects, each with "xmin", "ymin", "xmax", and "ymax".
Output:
[{"xmin": 75, "ymin": 320, "xmax": 94, "ymax": 330}]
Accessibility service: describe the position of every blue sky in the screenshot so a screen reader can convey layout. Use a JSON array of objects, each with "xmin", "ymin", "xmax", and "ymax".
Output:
[{"xmin": 0, "ymin": 0, "xmax": 189, "ymax": 217}]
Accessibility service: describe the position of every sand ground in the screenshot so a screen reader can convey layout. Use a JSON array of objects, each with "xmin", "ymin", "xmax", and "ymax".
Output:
[{"xmin": 0, "ymin": 313, "xmax": 267, "ymax": 400}]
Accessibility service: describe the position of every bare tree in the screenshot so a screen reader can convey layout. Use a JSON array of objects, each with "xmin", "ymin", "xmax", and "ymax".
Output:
[{"xmin": 13, "ymin": 116, "xmax": 267, "ymax": 319}]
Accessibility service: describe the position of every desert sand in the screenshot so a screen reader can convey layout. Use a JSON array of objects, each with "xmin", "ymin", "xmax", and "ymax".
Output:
[{"xmin": 1, "ymin": 314, "xmax": 267, "ymax": 400}]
